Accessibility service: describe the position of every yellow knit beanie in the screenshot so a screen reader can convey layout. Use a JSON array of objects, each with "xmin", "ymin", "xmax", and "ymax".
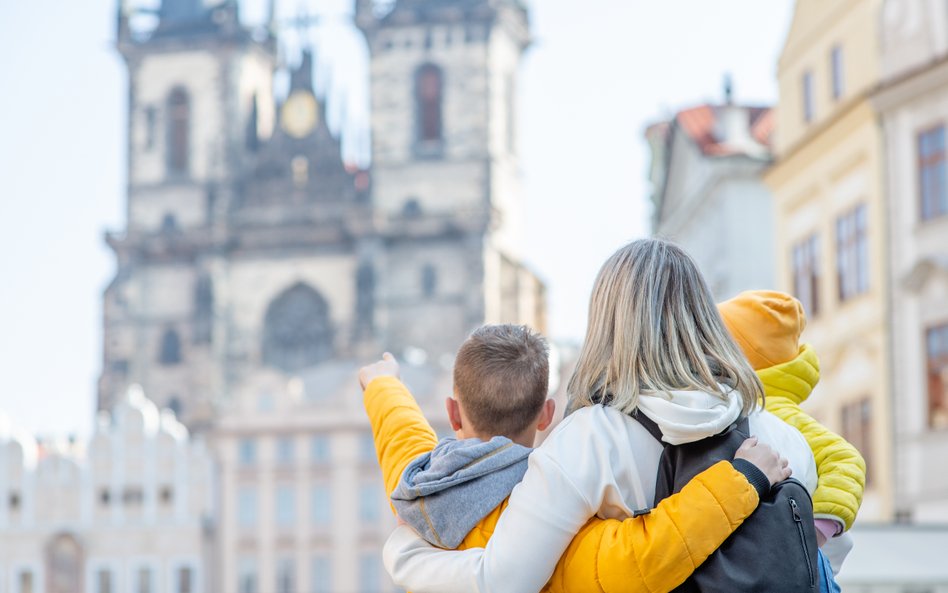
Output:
[{"xmin": 717, "ymin": 290, "xmax": 806, "ymax": 371}]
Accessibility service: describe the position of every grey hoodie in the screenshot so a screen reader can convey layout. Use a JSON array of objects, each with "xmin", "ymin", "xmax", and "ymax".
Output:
[{"xmin": 390, "ymin": 436, "xmax": 532, "ymax": 549}]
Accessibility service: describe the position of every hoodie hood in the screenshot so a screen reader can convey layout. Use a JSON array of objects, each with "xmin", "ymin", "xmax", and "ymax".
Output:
[
  {"xmin": 636, "ymin": 385, "xmax": 743, "ymax": 445},
  {"xmin": 391, "ymin": 436, "xmax": 531, "ymax": 549}
]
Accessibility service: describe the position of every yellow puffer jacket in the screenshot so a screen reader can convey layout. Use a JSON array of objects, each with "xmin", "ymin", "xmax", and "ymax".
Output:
[
  {"xmin": 364, "ymin": 376, "xmax": 761, "ymax": 593},
  {"xmin": 760, "ymin": 344, "xmax": 867, "ymax": 531}
]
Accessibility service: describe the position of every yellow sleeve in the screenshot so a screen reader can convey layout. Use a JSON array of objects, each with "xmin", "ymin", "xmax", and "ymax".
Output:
[
  {"xmin": 545, "ymin": 461, "xmax": 759, "ymax": 593},
  {"xmin": 362, "ymin": 376, "xmax": 439, "ymax": 502},
  {"xmin": 764, "ymin": 393, "xmax": 866, "ymax": 531}
]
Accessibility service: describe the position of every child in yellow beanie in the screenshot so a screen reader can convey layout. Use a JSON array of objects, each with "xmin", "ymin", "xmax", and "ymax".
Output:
[{"xmin": 718, "ymin": 290, "xmax": 866, "ymax": 583}]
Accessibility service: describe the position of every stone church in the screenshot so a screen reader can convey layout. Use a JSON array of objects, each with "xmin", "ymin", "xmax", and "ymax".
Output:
[{"xmin": 100, "ymin": 0, "xmax": 545, "ymax": 431}]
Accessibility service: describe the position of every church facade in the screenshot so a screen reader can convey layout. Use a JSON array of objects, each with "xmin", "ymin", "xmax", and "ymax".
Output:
[{"xmin": 100, "ymin": 0, "xmax": 545, "ymax": 432}]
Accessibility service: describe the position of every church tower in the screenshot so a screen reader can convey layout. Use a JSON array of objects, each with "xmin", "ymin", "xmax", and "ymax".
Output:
[
  {"xmin": 101, "ymin": 0, "xmax": 370, "ymax": 430},
  {"xmin": 357, "ymin": 0, "xmax": 545, "ymax": 359}
]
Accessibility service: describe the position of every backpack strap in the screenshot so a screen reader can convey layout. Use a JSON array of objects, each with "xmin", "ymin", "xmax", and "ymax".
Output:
[{"xmin": 631, "ymin": 410, "xmax": 665, "ymax": 444}]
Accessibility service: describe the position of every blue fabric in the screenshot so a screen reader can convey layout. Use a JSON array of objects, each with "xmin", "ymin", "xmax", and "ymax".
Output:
[
  {"xmin": 818, "ymin": 549, "xmax": 841, "ymax": 593},
  {"xmin": 391, "ymin": 436, "xmax": 531, "ymax": 549}
]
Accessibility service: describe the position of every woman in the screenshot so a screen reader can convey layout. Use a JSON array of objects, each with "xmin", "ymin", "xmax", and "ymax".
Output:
[{"xmin": 383, "ymin": 238, "xmax": 817, "ymax": 593}]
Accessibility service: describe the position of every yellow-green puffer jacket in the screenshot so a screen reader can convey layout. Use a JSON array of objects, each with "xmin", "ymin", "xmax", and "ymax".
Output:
[{"xmin": 759, "ymin": 344, "xmax": 867, "ymax": 531}]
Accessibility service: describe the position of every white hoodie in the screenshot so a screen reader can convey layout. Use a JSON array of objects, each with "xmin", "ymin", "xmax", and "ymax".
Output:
[{"xmin": 383, "ymin": 388, "xmax": 818, "ymax": 593}]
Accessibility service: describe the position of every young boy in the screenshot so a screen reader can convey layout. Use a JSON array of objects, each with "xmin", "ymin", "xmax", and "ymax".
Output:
[
  {"xmin": 359, "ymin": 324, "xmax": 788, "ymax": 593},
  {"xmin": 719, "ymin": 289, "xmax": 867, "ymax": 589}
]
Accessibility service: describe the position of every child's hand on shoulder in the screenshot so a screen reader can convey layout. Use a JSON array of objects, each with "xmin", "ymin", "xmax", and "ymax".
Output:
[{"xmin": 359, "ymin": 352, "xmax": 400, "ymax": 390}]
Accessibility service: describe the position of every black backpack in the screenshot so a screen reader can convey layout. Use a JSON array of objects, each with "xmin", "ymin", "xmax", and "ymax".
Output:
[{"xmin": 633, "ymin": 413, "xmax": 818, "ymax": 593}]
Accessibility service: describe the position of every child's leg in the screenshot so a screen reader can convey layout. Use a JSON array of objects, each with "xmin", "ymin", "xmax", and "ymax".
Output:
[{"xmin": 818, "ymin": 549, "xmax": 841, "ymax": 593}]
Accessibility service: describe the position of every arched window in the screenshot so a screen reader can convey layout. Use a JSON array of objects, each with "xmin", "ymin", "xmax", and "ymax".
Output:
[
  {"xmin": 262, "ymin": 283, "xmax": 333, "ymax": 372},
  {"xmin": 193, "ymin": 274, "xmax": 213, "ymax": 344},
  {"xmin": 46, "ymin": 533, "xmax": 83, "ymax": 593},
  {"xmin": 159, "ymin": 328, "xmax": 182, "ymax": 365},
  {"xmin": 415, "ymin": 64, "xmax": 443, "ymax": 144},
  {"xmin": 167, "ymin": 87, "xmax": 190, "ymax": 174}
]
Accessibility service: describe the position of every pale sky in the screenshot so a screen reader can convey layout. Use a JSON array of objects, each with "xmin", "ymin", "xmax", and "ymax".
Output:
[{"xmin": 0, "ymin": 0, "xmax": 793, "ymax": 439}]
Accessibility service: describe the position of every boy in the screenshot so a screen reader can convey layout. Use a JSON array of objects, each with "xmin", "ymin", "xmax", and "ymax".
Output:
[{"xmin": 359, "ymin": 324, "xmax": 788, "ymax": 593}]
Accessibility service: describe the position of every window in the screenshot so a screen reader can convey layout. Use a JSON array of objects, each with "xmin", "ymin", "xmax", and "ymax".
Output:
[
  {"xmin": 276, "ymin": 557, "xmax": 295, "ymax": 593},
  {"xmin": 262, "ymin": 283, "xmax": 334, "ymax": 372},
  {"xmin": 47, "ymin": 535, "xmax": 81, "ymax": 593},
  {"xmin": 830, "ymin": 45, "xmax": 844, "ymax": 100},
  {"xmin": 927, "ymin": 324, "xmax": 948, "ymax": 429},
  {"xmin": 919, "ymin": 125, "xmax": 948, "ymax": 220},
  {"xmin": 238, "ymin": 486, "xmax": 257, "ymax": 527},
  {"xmin": 359, "ymin": 484, "xmax": 380, "ymax": 523},
  {"xmin": 291, "ymin": 155, "xmax": 309, "ymax": 188},
  {"xmin": 238, "ymin": 557, "xmax": 257, "ymax": 593},
  {"xmin": 176, "ymin": 566, "xmax": 193, "ymax": 593},
  {"xmin": 161, "ymin": 213, "xmax": 178, "ymax": 233},
  {"xmin": 167, "ymin": 396, "xmax": 182, "ymax": 418},
  {"xmin": 310, "ymin": 435, "xmax": 330, "ymax": 464},
  {"xmin": 96, "ymin": 568, "xmax": 113, "ymax": 593},
  {"xmin": 312, "ymin": 555, "xmax": 332, "ymax": 593},
  {"xmin": 193, "ymin": 274, "xmax": 214, "ymax": 344},
  {"xmin": 145, "ymin": 106, "xmax": 157, "ymax": 150},
  {"xmin": 159, "ymin": 328, "xmax": 182, "ymax": 365},
  {"xmin": 135, "ymin": 567, "xmax": 152, "ymax": 593},
  {"xmin": 238, "ymin": 438, "xmax": 256, "ymax": 466},
  {"xmin": 836, "ymin": 204, "xmax": 869, "ymax": 302},
  {"xmin": 276, "ymin": 437, "xmax": 295, "ymax": 465},
  {"xmin": 415, "ymin": 64, "xmax": 444, "ymax": 144},
  {"xmin": 841, "ymin": 399, "xmax": 873, "ymax": 484},
  {"xmin": 359, "ymin": 553, "xmax": 381, "ymax": 593},
  {"xmin": 276, "ymin": 485, "xmax": 296, "ymax": 526},
  {"xmin": 422, "ymin": 264, "xmax": 437, "ymax": 298},
  {"xmin": 18, "ymin": 570, "xmax": 34, "ymax": 593},
  {"xmin": 311, "ymin": 484, "xmax": 331, "ymax": 527},
  {"xmin": 802, "ymin": 70, "xmax": 814, "ymax": 123},
  {"xmin": 167, "ymin": 87, "xmax": 190, "ymax": 174},
  {"xmin": 792, "ymin": 234, "xmax": 821, "ymax": 317}
]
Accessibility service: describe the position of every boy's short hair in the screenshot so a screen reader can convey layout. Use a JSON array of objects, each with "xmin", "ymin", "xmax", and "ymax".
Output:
[{"xmin": 453, "ymin": 324, "xmax": 550, "ymax": 438}]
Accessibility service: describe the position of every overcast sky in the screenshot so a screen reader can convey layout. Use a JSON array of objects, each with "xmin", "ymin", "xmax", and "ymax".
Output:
[{"xmin": 0, "ymin": 0, "xmax": 793, "ymax": 439}]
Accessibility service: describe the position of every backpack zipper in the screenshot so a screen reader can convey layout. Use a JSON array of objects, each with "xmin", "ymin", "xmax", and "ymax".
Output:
[{"xmin": 789, "ymin": 498, "xmax": 815, "ymax": 588}]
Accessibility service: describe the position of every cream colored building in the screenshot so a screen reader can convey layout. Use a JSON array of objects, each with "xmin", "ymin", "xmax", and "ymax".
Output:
[
  {"xmin": 766, "ymin": 0, "xmax": 892, "ymax": 520},
  {"xmin": 873, "ymin": 0, "xmax": 948, "ymax": 523},
  {"xmin": 0, "ymin": 386, "xmax": 214, "ymax": 593},
  {"xmin": 212, "ymin": 362, "xmax": 452, "ymax": 593}
]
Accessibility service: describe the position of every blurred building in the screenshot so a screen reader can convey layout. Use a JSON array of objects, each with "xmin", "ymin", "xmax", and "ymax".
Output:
[
  {"xmin": 99, "ymin": 0, "xmax": 545, "ymax": 431},
  {"xmin": 873, "ymin": 0, "xmax": 948, "ymax": 523},
  {"xmin": 97, "ymin": 0, "xmax": 543, "ymax": 591},
  {"xmin": 212, "ymin": 363, "xmax": 450, "ymax": 593},
  {"xmin": 766, "ymin": 0, "xmax": 893, "ymax": 520},
  {"xmin": 645, "ymin": 86, "xmax": 775, "ymax": 299},
  {"xmin": 839, "ymin": 525, "xmax": 948, "ymax": 592},
  {"xmin": 0, "ymin": 386, "xmax": 213, "ymax": 593}
]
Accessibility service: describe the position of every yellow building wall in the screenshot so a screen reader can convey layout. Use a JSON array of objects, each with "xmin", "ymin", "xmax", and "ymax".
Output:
[{"xmin": 767, "ymin": 0, "xmax": 893, "ymax": 521}]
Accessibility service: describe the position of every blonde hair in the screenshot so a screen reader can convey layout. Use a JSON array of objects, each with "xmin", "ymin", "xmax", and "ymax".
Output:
[{"xmin": 567, "ymin": 238, "xmax": 763, "ymax": 416}]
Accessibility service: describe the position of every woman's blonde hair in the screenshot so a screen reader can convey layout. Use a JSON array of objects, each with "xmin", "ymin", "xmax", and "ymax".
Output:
[{"xmin": 567, "ymin": 238, "xmax": 763, "ymax": 415}]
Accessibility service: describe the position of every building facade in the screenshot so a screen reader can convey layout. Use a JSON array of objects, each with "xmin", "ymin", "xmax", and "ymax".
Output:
[
  {"xmin": 212, "ymin": 362, "xmax": 450, "ymax": 593},
  {"xmin": 765, "ymin": 0, "xmax": 892, "ymax": 520},
  {"xmin": 100, "ymin": 0, "xmax": 545, "ymax": 432},
  {"xmin": 0, "ymin": 386, "xmax": 213, "ymax": 593},
  {"xmin": 873, "ymin": 0, "xmax": 948, "ymax": 523},
  {"xmin": 646, "ymin": 90, "xmax": 775, "ymax": 300}
]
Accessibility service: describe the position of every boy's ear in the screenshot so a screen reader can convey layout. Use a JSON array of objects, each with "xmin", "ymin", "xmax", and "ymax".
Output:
[
  {"xmin": 445, "ymin": 397, "xmax": 463, "ymax": 432},
  {"xmin": 535, "ymin": 399, "xmax": 556, "ymax": 432}
]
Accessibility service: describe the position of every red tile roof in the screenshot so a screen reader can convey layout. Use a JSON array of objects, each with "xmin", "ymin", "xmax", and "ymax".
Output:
[{"xmin": 672, "ymin": 104, "xmax": 773, "ymax": 156}]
